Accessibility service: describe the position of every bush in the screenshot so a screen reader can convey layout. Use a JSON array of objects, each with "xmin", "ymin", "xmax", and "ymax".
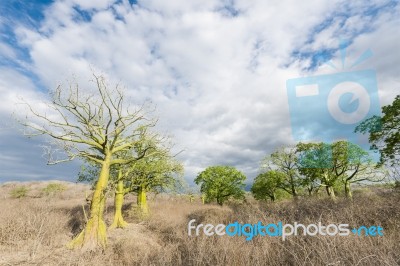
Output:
[
  {"xmin": 394, "ymin": 180, "xmax": 400, "ymax": 191},
  {"xmin": 42, "ymin": 183, "xmax": 67, "ymax": 196},
  {"xmin": 10, "ymin": 186, "xmax": 29, "ymax": 198}
]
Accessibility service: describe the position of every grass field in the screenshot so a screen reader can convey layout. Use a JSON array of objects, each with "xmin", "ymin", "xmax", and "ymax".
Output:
[{"xmin": 0, "ymin": 181, "xmax": 399, "ymax": 266}]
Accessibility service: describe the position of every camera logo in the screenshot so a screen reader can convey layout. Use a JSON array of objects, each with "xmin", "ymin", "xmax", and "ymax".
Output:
[{"xmin": 286, "ymin": 42, "xmax": 381, "ymax": 146}]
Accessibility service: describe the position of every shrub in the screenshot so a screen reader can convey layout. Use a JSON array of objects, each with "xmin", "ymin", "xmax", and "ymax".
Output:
[
  {"xmin": 395, "ymin": 180, "xmax": 400, "ymax": 189},
  {"xmin": 10, "ymin": 186, "xmax": 29, "ymax": 198},
  {"xmin": 42, "ymin": 183, "xmax": 67, "ymax": 196}
]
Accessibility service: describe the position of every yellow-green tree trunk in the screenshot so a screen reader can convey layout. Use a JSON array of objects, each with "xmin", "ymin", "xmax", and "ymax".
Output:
[
  {"xmin": 326, "ymin": 186, "xmax": 336, "ymax": 200},
  {"xmin": 68, "ymin": 155, "xmax": 111, "ymax": 250},
  {"xmin": 201, "ymin": 194, "xmax": 206, "ymax": 204},
  {"xmin": 344, "ymin": 181, "xmax": 352, "ymax": 198},
  {"xmin": 110, "ymin": 173, "xmax": 128, "ymax": 229},
  {"xmin": 137, "ymin": 185, "xmax": 149, "ymax": 217}
]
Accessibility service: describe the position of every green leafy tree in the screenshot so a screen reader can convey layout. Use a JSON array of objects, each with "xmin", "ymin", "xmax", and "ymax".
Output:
[
  {"xmin": 356, "ymin": 95, "xmax": 400, "ymax": 182},
  {"xmin": 298, "ymin": 169, "xmax": 321, "ymax": 196},
  {"xmin": 297, "ymin": 141, "xmax": 384, "ymax": 199},
  {"xmin": 195, "ymin": 166, "xmax": 246, "ymax": 205},
  {"xmin": 297, "ymin": 142, "xmax": 339, "ymax": 199},
  {"xmin": 251, "ymin": 170, "xmax": 285, "ymax": 202},
  {"xmin": 261, "ymin": 146, "xmax": 301, "ymax": 197},
  {"xmin": 334, "ymin": 141, "xmax": 385, "ymax": 198},
  {"xmin": 122, "ymin": 139, "xmax": 184, "ymax": 220}
]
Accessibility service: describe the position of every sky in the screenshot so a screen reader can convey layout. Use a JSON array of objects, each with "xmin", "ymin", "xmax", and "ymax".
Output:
[{"xmin": 0, "ymin": 0, "xmax": 399, "ymax": 185}]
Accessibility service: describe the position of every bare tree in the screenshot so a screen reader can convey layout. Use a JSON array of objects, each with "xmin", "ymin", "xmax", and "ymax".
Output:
[{"xmin": 18, "ymin": 73, "xmax": 157, "ymax": 249}]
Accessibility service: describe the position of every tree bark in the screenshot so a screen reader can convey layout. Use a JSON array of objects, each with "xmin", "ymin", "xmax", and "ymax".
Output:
[
  {"xmin": 344, "ymin": 181, "xmax": 352, "ymax": 198},
  {"xmin": 326, "ymin": 186, "xmax": 336, "ymax": 199},
  {"xmin": 201, "ymin": 194, "xmax": 206, "ymax": 204},
  {"xmin": 137, "ymin": 184, "xmax": 149, "ymax": 217},
  {"xmin": 270, "ymin": 193, "xmax": 276, "ymax": 202},
  {"xmin": 68, "ymin": 155, "xmax": 111, "ymax": 250},
  {"xmin": 110, "ymin": 174, "xmax": 128, "ymax": 229},
  {"xmin": 308, "ymin": 187, "xmax": 313, "ymax": 196}
]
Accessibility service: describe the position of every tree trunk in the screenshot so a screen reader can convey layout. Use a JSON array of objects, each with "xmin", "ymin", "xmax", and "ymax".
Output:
[
  {"xmin": 110, "ymin": 172, "xmax": 128, "ymax": 229},
  {"xmin": 137, "ymin": 184, "xmax": 149, "ymax": 217},
  {"xmin": 290, "ymin": 175, "xmax": 297, "ymax": 198},
  {"xmin": 68, "ymin": 155, "xmax": 111, "ymax": 250},
  {"xmin": 326, "ymin": 186, "xmax": 336, "ymax": 199},
  {"xmin": 201, "ymin": 194, "xmax": 206, "ymax": 204},
  {"xmin": 270, "ymin": 193, "xmax": 276, "ymax": 202},
  {"xmin": 344, "ymin": 181, "xmax": 352, "ymax": 198},
  {"xmin": 292, "ymin": 187, "xmax": 297, "ymax": 198},
  {"xmin": 217, "ymin": 197, "xmax": 223, "ymax": 206}
]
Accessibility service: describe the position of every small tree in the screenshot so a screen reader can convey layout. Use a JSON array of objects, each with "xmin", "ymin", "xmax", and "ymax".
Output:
[
  {"xmin": 18, "ymin": 73, "xmax": 156, "ymax": 249},
  {"xmin": 116, "ymin": 139, "xmax": 183, "ymax": 222},
  {"xmin": 334, "ymin": 141, "xmax": 386, "ymax": 198},
  {"xmin": 195, "ymin": 166, "xmax": 246, "ymax": 205},
  {"xmin": 251, "ymin": 170, "xmax": 285, "ymax": 202},
  {"xmin": 261, "ymin": 146, "xmax": 301, "ymax": 197}
]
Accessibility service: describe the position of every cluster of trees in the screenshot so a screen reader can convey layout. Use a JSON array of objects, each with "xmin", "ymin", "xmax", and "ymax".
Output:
[
  {"xmin": 252, "ymin": 95, "xmax": 400, "ymax": 201},
  {"xmin": 195, "ymin": 140, "xmax": 386, "ymax": 207},
  {"xmin": 252, "ymin": 140, "xmax": 386, "ymax": 201},
  {"xmin": 19, "ymin": 74, "xmax": 183, "ymax": 250}
]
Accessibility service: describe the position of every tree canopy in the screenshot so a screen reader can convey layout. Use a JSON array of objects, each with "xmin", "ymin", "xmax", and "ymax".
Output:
[
  {"xmin": 261, "ymin": 146, "xmax": 300, "ymax": 197},
  {"xmin": 356, "ymin": 95, "xmax": 400, "ymax": 180},
  {"xmin": 251, "ymin": 170, "xmax": 286, "ymax": 202},
  {"xmin": 195, "ymin": 165, "xmax": 246, "ymax": 205}
]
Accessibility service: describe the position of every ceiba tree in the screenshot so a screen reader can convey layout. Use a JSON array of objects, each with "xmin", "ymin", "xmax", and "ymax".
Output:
[
  {"xmin": 78, "ymin": 136, "xmax": 183, "ymax": 228},
  {"xmin": 112, "ymin": 139, "xmax": 183, "ymax": 224},
  {"xmin": 19, "ymin": 74, "xmax": 156, "ymax": 249}
]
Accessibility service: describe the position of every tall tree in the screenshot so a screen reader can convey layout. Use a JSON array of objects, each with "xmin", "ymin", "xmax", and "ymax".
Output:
[
  {"xmin": 195, "ymin": 166, "xmax": 246, "ymax": 205},
  {"xmin": 18, "ymin": 74, "xmax": 156, "ymax": 249}
]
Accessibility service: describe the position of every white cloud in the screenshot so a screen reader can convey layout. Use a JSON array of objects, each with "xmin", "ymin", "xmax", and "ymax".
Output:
[{"xmin": 0, "ymin": 0, "xmax": 399, "ymax": 184}]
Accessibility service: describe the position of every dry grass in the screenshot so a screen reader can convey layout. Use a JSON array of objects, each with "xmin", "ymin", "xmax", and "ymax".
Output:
[{"xmin": 0, "ymin": 182, "xmax": 399, "ymax": 265}]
